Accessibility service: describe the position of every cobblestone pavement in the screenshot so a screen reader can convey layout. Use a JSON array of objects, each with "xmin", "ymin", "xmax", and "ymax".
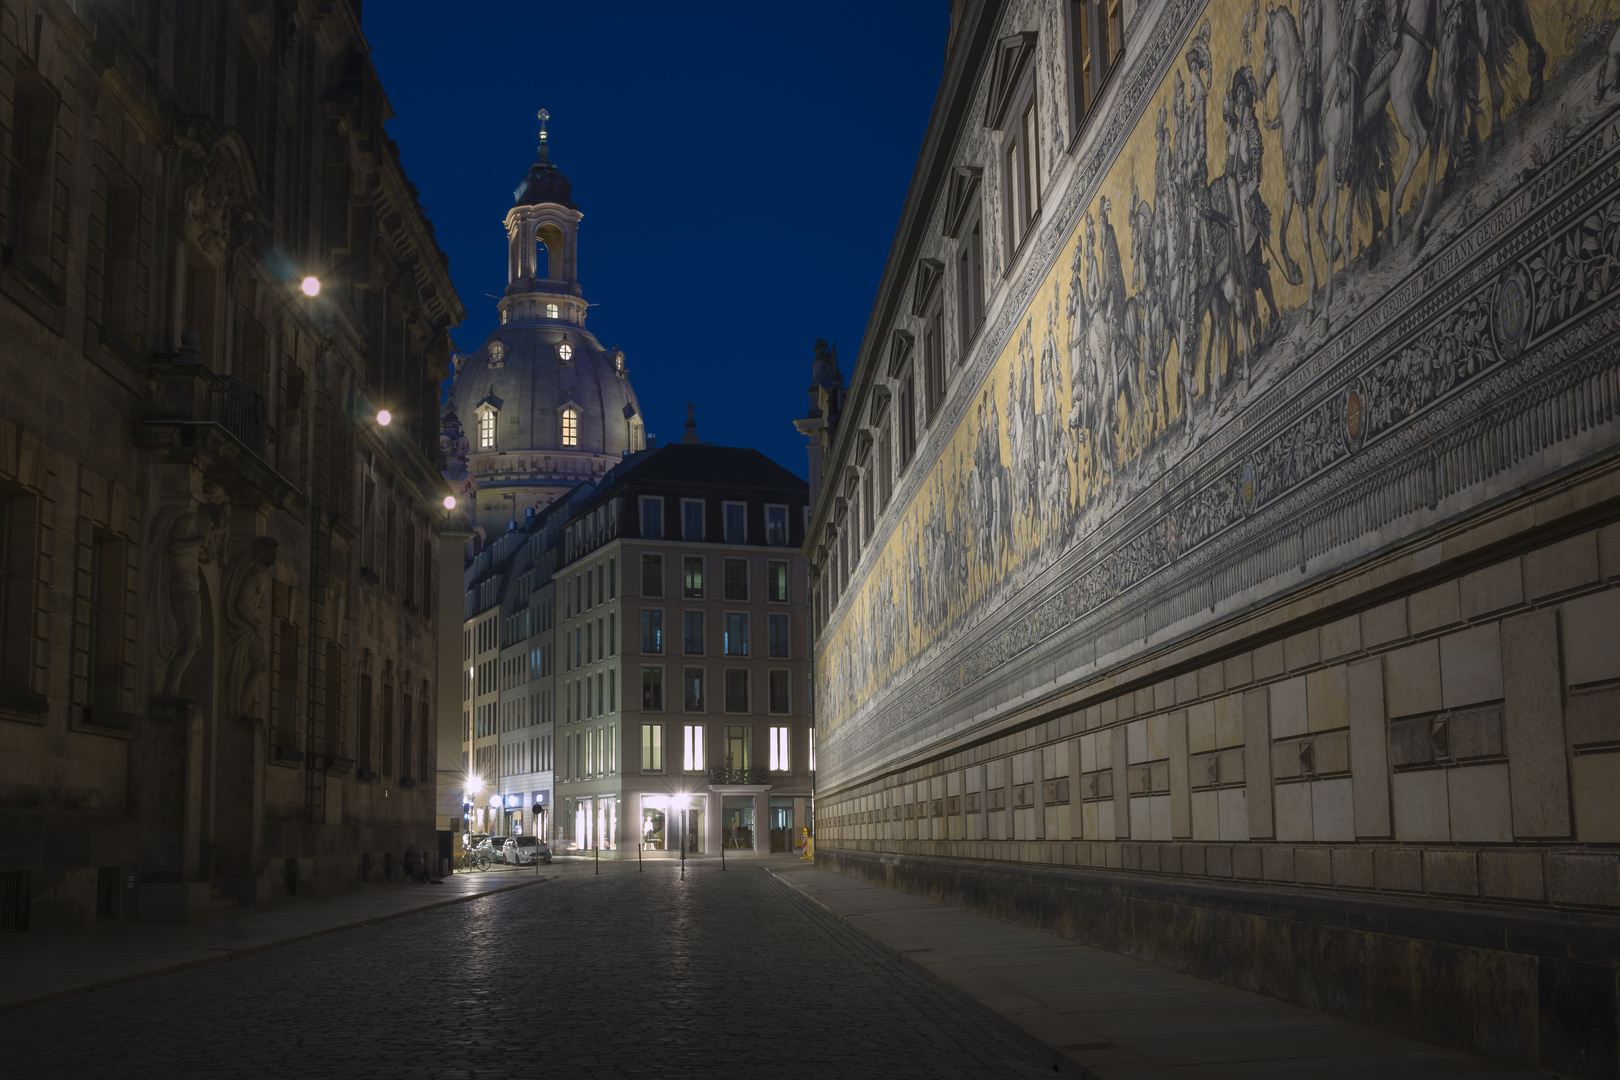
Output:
[{"xmin": 0, "ymin": 859, "xmax": 1051, "ymax": 1080}]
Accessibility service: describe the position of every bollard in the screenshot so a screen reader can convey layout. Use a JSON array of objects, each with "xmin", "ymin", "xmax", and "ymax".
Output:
[
  {"xmin": 595, "ymin": 844, "xmax": 599, "ymax": 874},
  {"xmin": 721, "ymin": 842, "xmax": 726, "ymax": 871},
  {"xmin": 638, "ymin": 839, "xmax": 643, "ymax": 871}
]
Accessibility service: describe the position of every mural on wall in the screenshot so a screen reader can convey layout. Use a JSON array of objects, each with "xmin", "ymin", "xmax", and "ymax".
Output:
[{"xmin": 818, "ymin": 0, "xmax": 1620, "ymax": 746}]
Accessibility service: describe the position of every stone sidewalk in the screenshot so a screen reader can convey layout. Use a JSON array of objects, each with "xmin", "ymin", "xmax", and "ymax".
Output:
[
  {"xmin": 769, "ymin": 864, "xmax": 1538, "ymax": 1079},
  {"xmin": 0, "ymin": 866, "xmax": 544, "ymax": 1015}
]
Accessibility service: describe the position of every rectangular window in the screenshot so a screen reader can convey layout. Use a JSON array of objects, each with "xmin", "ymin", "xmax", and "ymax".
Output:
[
  {"xmin": 769, "ymin": 724, "xmax": 791, "ymax": 770},
  {"xmin": 608, "ymin": 613, "xmax": 616, "ymax": 656},
  {"xmin": 609, "ymin": 557, "xmax": 616, "ymax": 598},
  {"xmin": 769, "ymin": 671, "xmax": 791, "ymax": 715},
  {"xmin": 640, "ymin": 553, "xmax": 663, "ymax": 597},
  {"xmin": 683, "ymin": 723, "xmax": 706, "ymax": 771},
  {"xmin": 641, "ymin": 666, "xmax": 663, "ymax": 711},
  {"xmin": 897, "ymin": 365, "xmax": 917, "ymax": 465},
  {"xmin": 877, "ymin": 422, "xmax": 893, "ymax": 509},
  {"xmin": 724, "ymin": 613, "xmax": 749, "ymax": 657},
  {"xmin": 723, "ymin": 502, "xmax": 747, "ymax": 543},
  {"xmin": 765, "ymin": 505, "xmax": 789, "ymax": 546},
  {"xmin": 766, "ymin": 560, "xmax": 789, "ymax": 603},
  {"xmin": 683, "ymin": 556, "xmax": 704, "ymax": 598},
  {"xmin": 681, "ymin": 499, "xmax": 704, "ymax": 540},
  {"xmin": 768, "ymin": 614, "xmax": 790, "ymax": 658},
  {"xmin": 723, "ymin": 558, "xmax": 749, "ymax": 602},
  {"xmin": 1068, "ymin": 0, "xmax": 1124, "ymax": 123},
  {"xmin": 724, "ymin": 669, "xmax": 750, "ymax": 714},
  {"xmin": 809, "ymin": 726, "xmax": 816, "ymax": 771},
  {"xmin": 642, "ymin": 724, "xmax": 664, "ymax": 772},
  {"xmin": 609, "ymin": 668, "xmax": 616, "ymax": 712},
  {"xmin": 683, "ymin": 667, "xmax": 705, "ymax": 712},
  {"xmin": 957, "ymin": 218, "xmax": 985, "ymax": 351},
  {"xmin": 640, "ymin": 496, "xmax": 662, "ymax": 539},
  {"xmin": 683, "ymin": 611, "xmax": 705, "ymax": 655},
  {"xmin": 8, "ymin": 73, "xmax": 60, "ymax": 275},
  {"xmin": 724, "ymin": 723, "xmax": 751, "ymax": 768},
  {"xmin": 924, "ymin": 301, "xmax": 946, "ymax": 421},
  {"xmin": 640, "ymin": 609, "xmax": 663, "ymax": 653}
]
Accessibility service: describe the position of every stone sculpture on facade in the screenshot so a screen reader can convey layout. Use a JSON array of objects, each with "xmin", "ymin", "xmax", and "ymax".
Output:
[
  {"xmin": 222, "ymin": 538, "xmax": 278, "ymax": 721},
  {"xmin": 152, "ymin": 486, "xmax": 232, "ymax": 699}
]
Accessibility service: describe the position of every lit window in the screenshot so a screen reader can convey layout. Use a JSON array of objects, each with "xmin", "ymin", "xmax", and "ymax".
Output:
[
  {"xmin": 724, "ymin": 612, "xmax": 749, "ymax": 656},
  {"xmin": 767, "ymin": 560, "xmax": 789, "ymax": 603},
  {"xmin": 561, "ymin": 407, "xmax": 579, "ymax": 447},
  {"xmin": 683, "ymin": 723, "xmax": 705, "ymax": 769},
  {"xmin": 642, "ymin": 724, "xmax": 663, "ymax": 772},
  {"xmin": 556, "ymin": 341, "xmax": 573, "ymax": 361},
  {"xmin": 478, "ymin": 410, "xmax": 496, "ymax": 449},
  {"xmin": 641, "ymin": 609, "xmax": 663, "ymax": 653},
  {"xmin": 769, "ymin": 724, "xmax": 790, "ymax": 769},
  {"xmin": 545, "ymin": 303, "xmax": 559, "ymax": 319},
  {"xmin": 683, "ymin": 556, "xmax": 704, "ymax": 599}
]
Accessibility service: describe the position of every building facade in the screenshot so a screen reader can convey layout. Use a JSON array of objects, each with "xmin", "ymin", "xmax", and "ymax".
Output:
[
  {"xmin": 556, "ymin": 441, "xmax": 813, "ymax": 856},
  {"xmin": 808, "ymin": 1, "xmax": 1620, "ymax": 1073},
  {"xmin": 0, "ymin": 0, "xmax": 464, "ymax": 928}
]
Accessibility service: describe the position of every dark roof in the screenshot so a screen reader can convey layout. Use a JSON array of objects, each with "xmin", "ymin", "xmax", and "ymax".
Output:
[
  {"xmin": 513, "ymin": 139, "xmax": 574, "ymax": 208},
  {"xmin": 586, "ymin": 444, "xmax": 807, "ymax": 508}
]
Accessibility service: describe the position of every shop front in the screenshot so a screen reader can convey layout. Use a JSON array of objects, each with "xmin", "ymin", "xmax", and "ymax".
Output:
[
  {"xmin": 570, "ymin": 795, "xmax": 620, "ymax": 851},
  {"xmin": 639, "ymin": 793, "xmax": 705, "ymax": 853}
]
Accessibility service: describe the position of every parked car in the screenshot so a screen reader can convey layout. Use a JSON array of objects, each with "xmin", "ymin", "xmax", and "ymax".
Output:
[
  {"xmin": 462, "ymin": 832, "xmax": 490, "ymax": 852},
  {"xmin": 485, "ymin": 835, "xmax": 511, "ymax": 863},
  {"xmin": 503, "ymin": 836, "xmax": 552, "ymax": 866}
]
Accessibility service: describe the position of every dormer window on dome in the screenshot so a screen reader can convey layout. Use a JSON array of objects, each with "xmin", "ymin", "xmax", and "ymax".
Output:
[
  {"xmin": 546, "ymin": 303, "xmax": 559, "ymax": 319},
  {"xmin": 557, "ymin": 342, "xmax": 573, "ymax": 361},
  {"xmin": 476, "ymin": 405, "xmax": 498, "ymax": 449},
  {"xmin": 488, "ymin": 341, "xmax": 506, "ymax": 368},
  {"xmin": 561, "ymin": 405, "xmax": 580, "ymax": 447}
]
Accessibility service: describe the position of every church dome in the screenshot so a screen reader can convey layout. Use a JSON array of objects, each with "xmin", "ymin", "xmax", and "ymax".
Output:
[
  {"xmin": 513, "ymin": 141, "xmax": 574, "ymax": 208},
  {"xmin": 443, "ymin": 112, "xmax": 647, "ymax": 523}
]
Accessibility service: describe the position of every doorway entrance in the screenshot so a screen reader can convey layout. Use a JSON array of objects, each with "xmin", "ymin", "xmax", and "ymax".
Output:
[{"xmin": 769, "ymin": 797, "xmax": 794, "ymax": 852}]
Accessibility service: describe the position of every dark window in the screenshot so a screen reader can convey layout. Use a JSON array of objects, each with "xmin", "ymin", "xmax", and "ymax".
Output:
[
  {"xmin": 877, "ymin": 423, "xmax": 893, "ymax": 509},
  {"xmin": 723, "ymin": 559, "xmax": 749, "ymax": 602},
  {"xmin": 683, "ymin": 611, "xmax": 705, "ymax": 655},
  {"xmin": 358, "ymin": 674, "xmax": 374, "ymax": 774},
  {"xmin": 683, "ymin": 668, "xmax": 705, "ymax": 712},
  {"xmin": 641, "ymin": 666, "xmax": 664, "ymax": 711},
  {"xmin": 766, "ymin": 561, "xmax": 789, "ymax": 603},
  {"xmin": 957, "ymin": 219, "xmax": 985, "ymax": 350},
  {"xmin": 769, "ymin": 670, "xmax": 791, "ymax": 715},
  {"xmin": 7, "ymin": 72, "xmax": 59, "ymax": 278},
  {"xmin": 682, "ymin": 499, "xmax": 704, "ymax": 540},
  {"xmin": 640, "ymin": 497, "xmax": 662, "ymax": 539},
  {"xmin": 897, "ymin": 365, "xmax": 917, "ymax": 465},
  {"xmin": 724, "ymin": 502, "xmax": 747, "ymax": 543},
  {"xmin": 924, "ymin": 301, "xmax": 946, "ymax": 421},
  {"xmin": 725, "ymin": 671, "xmax": 750, "ymax": 714},
  {"xmin": 724, "ymin": 613, "xmax": 749, "ymax": 657},
  {"xmin": 641, "ymin": 609, "xmax": 664, "ymax": 653},
  {"xmin": 765, "ymin": 506, "xmax": 789, "ymax": 546},
  {"xmin": 641, "ymin": 553, "xmax": 663, "ymax": 597},
  {"xmin": 381, "ymin": 681, "xmax": 395, "ymax": 776},
  {"xmin": 768, "ymin": 614, "xmax": 791, "ymax": 658}
]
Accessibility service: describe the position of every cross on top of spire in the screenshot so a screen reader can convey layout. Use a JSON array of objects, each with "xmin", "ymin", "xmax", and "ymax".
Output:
[{"xmin": 537, "ymin": 108, "xmax": 550, "ymax": 144}]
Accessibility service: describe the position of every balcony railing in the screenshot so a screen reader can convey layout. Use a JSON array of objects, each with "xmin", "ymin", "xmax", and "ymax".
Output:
[
  {"xmin": 707, "ymin": 765, "xmax": 770, "ymax": 786},
  {"xmin": 209, "ymin": 375, "xmax": 266, "ymax": 456}
]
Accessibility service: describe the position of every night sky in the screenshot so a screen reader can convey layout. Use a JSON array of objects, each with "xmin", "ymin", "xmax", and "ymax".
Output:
[{"xmin": 365, "ymin": 3, "xmax": 948, "ymax": 478}]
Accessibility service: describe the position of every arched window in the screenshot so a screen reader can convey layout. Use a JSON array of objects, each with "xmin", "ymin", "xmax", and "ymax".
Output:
[
  {"xmin": 478, "ymin": 409, "xmax": 497, "ymax": 449},
  {"xmin": 535, "ymin": 241, "xmax": 550, "ymax": 279},
  {"xmin": 545, "ymin": 303, "xmax": 559, "ymax": 319},
  {"xmin": 561, "ymin": 407, "xmax": 579, "ymax": 447}
]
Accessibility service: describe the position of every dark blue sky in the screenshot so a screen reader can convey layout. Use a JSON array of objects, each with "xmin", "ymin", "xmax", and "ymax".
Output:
[{"xmin": 365, "ymin": 4, "xmax": 947, "ymax": 478}]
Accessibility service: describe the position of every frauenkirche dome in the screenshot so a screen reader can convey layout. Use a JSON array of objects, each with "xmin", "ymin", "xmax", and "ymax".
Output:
[{"xmin": 442, "ymin": 111, "xmax": 645, "ymax": 526}]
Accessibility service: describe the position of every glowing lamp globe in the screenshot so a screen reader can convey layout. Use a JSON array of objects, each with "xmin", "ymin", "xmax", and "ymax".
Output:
[
  {"xmin": 300, "ymin": 276, "xmax": 321, "ymax": 297},
  {"xmin": 443, "ymin": 495, "xmax": 457, "ymax": 510},
  {"xmin": 376, "ymin": 410, "xmax": 392, "ymax": 426}
]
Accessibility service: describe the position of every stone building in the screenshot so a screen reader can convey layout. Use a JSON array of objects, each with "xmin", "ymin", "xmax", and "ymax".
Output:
[
  {"xmin": 808, "ymin": 0, "xmax": 1620, "ymax": 1073},
  {"xmin": 0, "ymin": 1, "xmax": 463, "ymax": 928}
]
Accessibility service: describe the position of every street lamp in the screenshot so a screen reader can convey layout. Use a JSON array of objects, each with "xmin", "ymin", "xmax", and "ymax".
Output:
[
  {"xmin": 376, "ymin": 409, "xmax": 392, "ymax": 426},
  {"xmin": 301, "ymin": 276, "xmax": 321, "ymax": 297},
  {"xmin": 672, "ymin": 793, "xmax": 689, "ymax": 880},
  {"xmin": 443, "ymin": 495, "xmax": 457, "ymax": 510}
]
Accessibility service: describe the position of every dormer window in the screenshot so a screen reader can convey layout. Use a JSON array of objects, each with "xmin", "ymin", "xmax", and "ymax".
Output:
[
  {"xmin": 986, "ymin": 32, "xmax": 1041, "ymax": 258},
  {"xmin": 477, "ymin": 407, "xmax": 498, "ymax": 449},
  {"xmin": 545, "ymin": 303, "xmax": 559, "ymax": 319},
  {"xmin": 561, "ymin": 406, "xmax": 579, "ymax": 447},
  {"xmin": 488, "ymin": 341, "xmax": 506, "ymax": 368},
  {"xmin": 556, "ymin": 341, "xmax": 574, "ymax": 361}
]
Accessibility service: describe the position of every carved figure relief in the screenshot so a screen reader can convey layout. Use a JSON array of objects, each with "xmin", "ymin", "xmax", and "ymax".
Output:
[
  {"xmin": 153, "ymin": 484, "xmax": 232, "ymax": 698},
  {"xmin": 222, "ymin": 538, "xmax": 278, "ymax": 720}
]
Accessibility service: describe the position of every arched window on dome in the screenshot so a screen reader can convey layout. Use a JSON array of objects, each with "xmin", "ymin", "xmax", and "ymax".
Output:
[
  {"xmin": 561, "ymin": 406, "xmax": 579, "ymax": 448},
  {"xmin": 629, "ymin": 415, "xmax": 645, "ymax": 451},
  {"xmin": 476, "ymin": 406, "xmax": 498, "ymax": 449},
  {"xmin": 545, "ymin": 303, "xmax": 559, "ymax": 319}
]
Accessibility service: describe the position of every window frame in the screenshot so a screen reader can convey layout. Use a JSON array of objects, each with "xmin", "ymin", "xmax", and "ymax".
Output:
[
  {"xmin": 767, "ymin": 613, "xmax": 791, "ymax": 659},
  {"xmin": 723, "ymin": 671, "xmax": 751, "ymax": 716},
  {"xmin": 640, "ymin": 665, "xmax": 665, "ymax": 711},
  {"xmin": 639, "ymin": 495, "xmax": 663, "ymax": 540},
  {"xmin": 682, "ymin": 667, "xmax": 706, "ymax": 714},
  {"xmin": 723, "ymin": 611, "xmax": 750, "ymax": 657},
  {"xmin": 682, "ymin": 555, "xmax": 705, "ymax": 599},
  {"xmin": 765, "ymin": 559, "xmax": 789, "ymax": 604},
  {"xmin": 682, "ymin": 610, "xmax": 705, "ymax": 656},
  {"xmin": 722, "ymin": 557, "xmax": 749, "ymax": 602},
  {"xmin": 681, "ymin": 498, "xmax": 705, "ymax": 541},
  {"xmin": 768, "ymin": 722, "xmax": 791, "ymax": 768},
  {"xmin": 722, "ymin": 501, "xmax": 747, "ymax": 543},
  {"xmin": 769, "ymin": 671, "xmax": 792, "ymax": 717},
  {"xmin": 682, "ymin": 722, "xmax": 706, "ymax": 770},
  {"xmin": 641, "ymin": 723, "xmax": 664, "ymax": 773},
  {"xmin": 560, "ymin": 405, "xmax": 580, "ymax": 447},
  {"xmin": 764, "ymin": 504, "xmax": 789, "ymax": 546},
  {"xmin": 640, "ymin": 553, "xmax": 663, "ymax": 598},
  {"xmin": 639, "ymin": 608, "xmax": 664, "ymax": 654}
]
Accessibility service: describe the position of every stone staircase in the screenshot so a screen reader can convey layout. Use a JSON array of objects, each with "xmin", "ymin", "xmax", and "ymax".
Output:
[{"xmin": 204, "ymin": 883, "xmax": 255, "ymax": 921}]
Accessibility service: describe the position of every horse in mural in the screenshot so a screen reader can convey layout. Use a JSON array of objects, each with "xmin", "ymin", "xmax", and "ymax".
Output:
[{"xmin": 1260, "ymin": 2, "xmax": 1322, "ymax": 315}]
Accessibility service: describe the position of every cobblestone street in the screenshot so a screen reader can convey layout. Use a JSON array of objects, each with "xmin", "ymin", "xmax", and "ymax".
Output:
[{"xmin": 0, "ymin": 860, "xmax": 1050, "ymax": 1079}]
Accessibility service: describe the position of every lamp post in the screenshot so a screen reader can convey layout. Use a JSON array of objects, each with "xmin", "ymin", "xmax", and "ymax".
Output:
[{"xmin": 672, "ymin": 793, "xmax": 688, "ymax": 880}]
